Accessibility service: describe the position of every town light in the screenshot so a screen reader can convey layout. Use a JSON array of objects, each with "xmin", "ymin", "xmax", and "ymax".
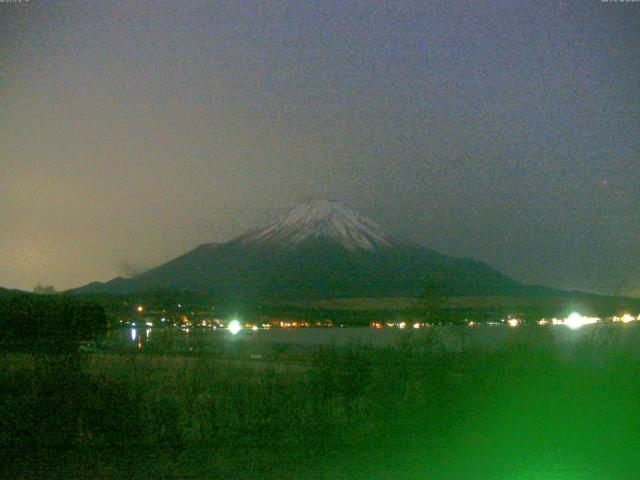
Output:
[
  {"xmin": 564, "ymin": 312, "xmax": 598, "ymax": 330},
  {"xmin": 620, "ymin": 313, "xmax": 635, "ymax": 324},
  {"xmin": 228, "ymin": 319, "xmax": 242, "ymax": 335}
]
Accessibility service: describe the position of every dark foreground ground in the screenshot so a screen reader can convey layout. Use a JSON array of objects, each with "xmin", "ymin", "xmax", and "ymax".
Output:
[{"xmin": 2, "ymin": 325, "xmax": 640, "ymax": 479}]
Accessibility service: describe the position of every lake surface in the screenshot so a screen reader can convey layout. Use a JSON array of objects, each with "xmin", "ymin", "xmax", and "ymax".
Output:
[{"xmin": 102, "ymin": 322, "xmax": 640, "ymax": 356}]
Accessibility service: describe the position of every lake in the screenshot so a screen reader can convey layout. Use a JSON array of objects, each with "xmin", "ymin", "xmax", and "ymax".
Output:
[{"xmin": 102, "ymin": 322, "xmax": 640, "ymax": 357}]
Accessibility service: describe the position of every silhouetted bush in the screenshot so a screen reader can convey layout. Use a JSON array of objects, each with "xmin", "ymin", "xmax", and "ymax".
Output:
[{"xmin": 0, "ymin": 294, "xmax": 107, "ymax": 352}]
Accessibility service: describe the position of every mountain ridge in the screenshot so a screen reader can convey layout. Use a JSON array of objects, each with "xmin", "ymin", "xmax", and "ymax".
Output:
[{"xmin": 71, "ymin": 200, "xmax": 521, "ymax": 299}]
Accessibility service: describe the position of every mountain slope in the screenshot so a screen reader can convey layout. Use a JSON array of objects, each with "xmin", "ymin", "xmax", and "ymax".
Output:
[{"xmin": 73, "ymin": 200, "xmax": 521, "ymax": 299}]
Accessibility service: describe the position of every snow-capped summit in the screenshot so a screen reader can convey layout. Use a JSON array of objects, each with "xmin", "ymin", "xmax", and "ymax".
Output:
[
  {"xmin": 73, "ymin": 198, "xmax": 522, "ymax": 298},
  {"xmin": 236, "ymin": 199, "xmax": 401, "ymax": 251}
]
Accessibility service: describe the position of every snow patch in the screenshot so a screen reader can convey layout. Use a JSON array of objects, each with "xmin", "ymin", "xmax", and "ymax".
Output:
[{"xmin": 238, "ymin": 200, "xmax": 400, "ymax": 251}]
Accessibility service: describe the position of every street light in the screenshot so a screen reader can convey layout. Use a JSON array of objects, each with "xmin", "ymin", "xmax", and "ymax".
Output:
[{"xmin": 228, "ymin": 319, "xmax": 242, "ymax": 335}]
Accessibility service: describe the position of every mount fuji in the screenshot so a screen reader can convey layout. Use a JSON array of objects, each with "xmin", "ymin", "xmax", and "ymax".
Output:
[
  {"xmin": 236, "ymin": 200, "xmax": 406, "ymax": 252},
  {"xmin": 74, "ymin": 200, "xmax": 521, "ymax": 299}
]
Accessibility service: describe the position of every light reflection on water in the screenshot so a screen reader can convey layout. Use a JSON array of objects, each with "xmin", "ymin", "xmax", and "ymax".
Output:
[{"xmin": 105, "ymin": 323, "xmax": 640, "ymax": 356}]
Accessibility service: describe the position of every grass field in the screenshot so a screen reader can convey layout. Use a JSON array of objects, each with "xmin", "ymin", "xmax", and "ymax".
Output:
[{"xmin": 2, "ymin": 326, "xmax": 640, "ymax": 479}]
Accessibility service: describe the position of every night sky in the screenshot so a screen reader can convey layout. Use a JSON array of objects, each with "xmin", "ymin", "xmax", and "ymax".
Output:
[{"xmin": 1, "ymin": 1, "xmax": 639, "ymax": 295}]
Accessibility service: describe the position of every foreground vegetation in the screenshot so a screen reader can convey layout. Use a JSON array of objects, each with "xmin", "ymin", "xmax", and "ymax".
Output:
[
  {"xmin": 0, "ymin": 294, "xmax": 107, "ymax": 352},
  {"xmin": 2, "ymin": 325, "xmax": 640, "ymax": 479}
]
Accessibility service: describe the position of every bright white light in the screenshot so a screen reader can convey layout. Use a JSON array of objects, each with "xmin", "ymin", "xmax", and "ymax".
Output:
[
  {"xmin": 564, "ymin": 312, "xmax": 598, "ymax": 330},
  {"xmin": 136, "ymin": 305, "xmax": 144, "ymax": 312},
  {"xmin": 130, "ymin": 328, "xmax": 137, "ymax": 341},
  {"xmin": 398, "ymin": 322, "xmax": 406, "ymax": 329},
  {"xmin": 413, "ymin": 323, "xmax": 420, "ymax": 329},
  {"xmin": 252, "ymin": 326, "xmax": 258, "ymax": 331},
  {"xmin": 145, "ymin": 322, "xmax": 153, "ymax": 327},
  {"xmin": 565, "ymin": 312, "xmax": 584, "ymax": 329},
  {"xmin": 228, "ymin": 319, "xmax": 242, "ymax": 335},
  {"xmin": 507, "ymin": 318, "xmax": 520, "ymax": 327}
]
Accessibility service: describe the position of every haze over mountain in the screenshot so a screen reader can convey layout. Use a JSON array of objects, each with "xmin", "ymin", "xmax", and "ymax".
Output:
[{"xmin": 74, "ymin": 200, "xmax": 521, "ymax": 300}]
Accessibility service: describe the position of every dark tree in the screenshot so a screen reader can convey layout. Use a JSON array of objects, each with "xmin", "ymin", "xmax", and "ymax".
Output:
[{"xmin": 0, "ymin": 294, "xmax": 107, "ymax": 352}]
